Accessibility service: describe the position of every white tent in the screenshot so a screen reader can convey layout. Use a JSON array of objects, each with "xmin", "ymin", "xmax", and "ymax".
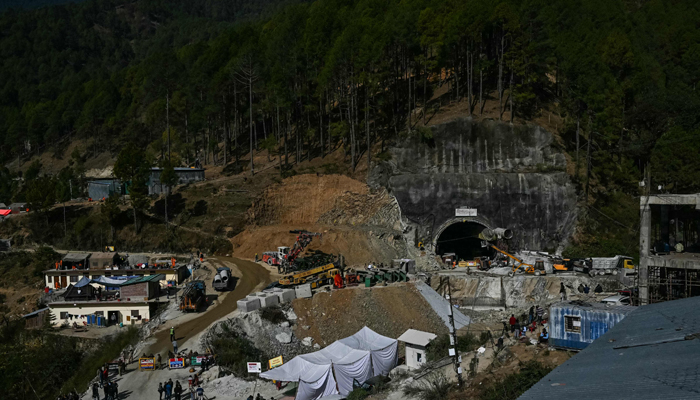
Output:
[{"xmin": 259, "ymin": 327, "xmax": 398, "ymax": 400}]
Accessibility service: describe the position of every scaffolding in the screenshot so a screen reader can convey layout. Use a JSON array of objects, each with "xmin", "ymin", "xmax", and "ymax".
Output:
[{"xmin": 647, "ymin": 265, "xmax": 700, "ymax": 304}]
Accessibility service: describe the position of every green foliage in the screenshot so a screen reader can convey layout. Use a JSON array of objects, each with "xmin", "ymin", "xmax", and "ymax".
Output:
[
  {"xmin": 478, "ymin": 360, "xmax": 552, "ymax": 400},
  {"xmin": 403, "ymin": 371, "xmax": 452, "ymax": 400},
  {"xmin": 259, "ymin": 306, "xmax": 287, "ymax": 324},
  {"xmin": 346, "ymin": 388, "xmax": 369, "ymax": 400},
  {"xmin": 651, "ymin": 127, "xmax": 700, "ymax": 193},
  {"xmin": 0, "ymin": 247, "xmax": 61, "ymax": 286},
  {"xmin": 209, "ymin": 323, "xmax": 265, "ymax": 377},
  {"xmin": 427, "ymin": 332, "xmax": 488, "ymax": 362},
  {"xmin": 564, "ymin": 192, "xmax": 639, "ymax": 261}
]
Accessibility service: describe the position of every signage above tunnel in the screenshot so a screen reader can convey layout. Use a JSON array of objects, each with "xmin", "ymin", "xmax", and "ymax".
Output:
[{"xmin": 455, "ymin": 208, "xmax": 478, "ymax": 217}]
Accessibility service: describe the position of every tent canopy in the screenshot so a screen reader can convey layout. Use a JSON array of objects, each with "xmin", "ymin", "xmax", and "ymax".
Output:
[{"xmin": 259, "ymin": 327, "xmax": 398, "ymax": 400}]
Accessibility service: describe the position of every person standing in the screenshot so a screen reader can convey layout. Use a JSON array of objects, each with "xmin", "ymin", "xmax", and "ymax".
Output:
[
  {"xmin": 165, "ymin": 380, "xmax": 173, "ymax": 400},
  {"xmin": 536, "ymin": 305, "xmax": 544, "ymax": 323},
  {"xmin": 98, "ymin": 367, "xmax": 104, "ymax": 388},
  {"xmin": 172, "ymin": 339, "xmax": 178, "ymax": 355},
  {"xmin": 157, "ymin": 353, "xmax": 162, "ymax": 370},
  {"xmin": 196, "ymin": 386, "xmax": 204, "ymax": 400},
  {"xmin": 92, "ymin": 383, "xmax": 99, "ymax": 400},
  {"xmin": 174, "ymin": 381, "xmax": 183, "ymax": 400},
  {"xmin": 158, "ymin": 382, "xmax": 164, "ymax": 400},
  {"xmin": 509, "ymin": 314, "xmax": 516, "ymax": 332},
  {"xmin": 170, "ymin": 327, "xmax": 176, "ymax": 342},
  {"xmin": 528, "ymin": 306, "xmax": 534, "ymax": 324},
  {"xmin": 560, "ymin": 282, "xmax": 567, "ymax": 301}
]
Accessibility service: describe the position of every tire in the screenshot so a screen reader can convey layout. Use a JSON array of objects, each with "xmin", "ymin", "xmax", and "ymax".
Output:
[
  {"xmin": 267, "ymin": 259, "xmax": 273, "ymax": 266},
  {"xmin": 589, "ymin": 270, "xmax": 597, "ymax": 278},
  {"xmin": 611, "ymin": 270, "xmax": 619, "ymax": 276},
  {"xmin": 534, "ymin": 271, "xmax": 542, "ymax": 276}
]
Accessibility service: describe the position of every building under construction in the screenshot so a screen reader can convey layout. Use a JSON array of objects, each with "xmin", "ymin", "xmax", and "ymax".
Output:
[{"xmin": 639, "ymin": 193, "xmax": 700, "ymax": 304}]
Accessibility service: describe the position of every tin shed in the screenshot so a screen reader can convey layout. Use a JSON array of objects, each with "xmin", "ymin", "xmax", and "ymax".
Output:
[{"xmin": 549, "ymin": 301, "xmax": 635, "ymax": 350}]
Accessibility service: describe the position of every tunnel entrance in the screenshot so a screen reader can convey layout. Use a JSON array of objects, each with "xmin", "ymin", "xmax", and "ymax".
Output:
[{"xmin": 435, "ymin": 222, "xmax": 492, "ymax": 261}]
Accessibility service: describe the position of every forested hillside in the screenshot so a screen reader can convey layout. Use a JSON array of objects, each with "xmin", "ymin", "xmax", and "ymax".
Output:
[{"xmin": 1, "ymin": 0, "xmax": 700, "ymax": 231}]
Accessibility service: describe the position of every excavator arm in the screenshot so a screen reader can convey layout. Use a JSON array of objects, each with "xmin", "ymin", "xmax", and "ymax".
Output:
[
  {"xmin": 280, "ymin": 230, "xmax": 323, "ymax": 273},
  {"xmin": 486, "ymin": 244, "xmax": 544, "ymax": 276}
]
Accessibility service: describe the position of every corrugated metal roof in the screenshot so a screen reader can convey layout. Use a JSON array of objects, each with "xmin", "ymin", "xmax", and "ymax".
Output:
[
  {"xmin": 63, "ymin": 253, "xmax": 91, "ymax": 262},
  {"xmin": 551, "ymin": 300, "xmax": 637, "ymax": 314},
  {"xmin": 120, "ymin": 274, "xmax": 164, "ymax": 286},
  {"xmin": 398, "ymin": 329, "xmax": 438, "ymax": 346},
  {"xmin": 22, "ymin": 307, "xmax": 49, "ymax": 318},
  {"xmin": 519, "ymin": 296, "xmax": 700, "ymax": 400}
]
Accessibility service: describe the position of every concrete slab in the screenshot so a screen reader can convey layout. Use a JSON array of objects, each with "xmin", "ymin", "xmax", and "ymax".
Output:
[{"xmin": 236, "ymin": 297, "xmax": 261, "ymax": 313}]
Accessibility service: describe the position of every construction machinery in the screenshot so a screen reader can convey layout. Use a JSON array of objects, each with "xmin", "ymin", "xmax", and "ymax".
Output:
[
  {"xmin": 212, "ymin": 267, "xmax": 234, "ymax": 291},
  {"xmin": 264, "ymin": 230, "xmax": 323, "ymax": 273},
  {"xmin": 278, "ymin": 262, "xmax": 340, "ymax": 288},
  {"xmin": 180, "ymin": 280, "xmax": 206, "ymax": 312},
  {"xmin": 483, "ymin": 243, "xmax": 546, "ymax": 277}
]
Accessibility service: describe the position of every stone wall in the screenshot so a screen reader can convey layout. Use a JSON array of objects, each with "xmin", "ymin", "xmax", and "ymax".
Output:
[{"xmin": 371, "ymin": 117, "xmax": 578, "ymax": 253}]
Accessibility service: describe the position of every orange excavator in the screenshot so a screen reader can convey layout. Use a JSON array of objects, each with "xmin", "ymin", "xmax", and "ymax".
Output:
[{"xmin": 483, "ymin": 243, "xmax": 546, "ymax": 277}]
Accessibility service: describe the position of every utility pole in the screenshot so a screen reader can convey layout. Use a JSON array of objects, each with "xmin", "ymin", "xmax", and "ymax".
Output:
[{"xmin": 445, "ymin": 277, "xmax": 464, "ymax": 387}]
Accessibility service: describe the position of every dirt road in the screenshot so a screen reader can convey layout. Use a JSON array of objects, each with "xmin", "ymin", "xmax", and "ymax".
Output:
[{"xmin": 148, "ymin": 256, "xmax": 270, "ymax": 354}]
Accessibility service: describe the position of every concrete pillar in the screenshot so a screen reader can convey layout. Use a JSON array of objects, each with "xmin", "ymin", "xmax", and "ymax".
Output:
[{"xmin": 639, "ymin": 197, "xmax": 652, "ymax": 305}]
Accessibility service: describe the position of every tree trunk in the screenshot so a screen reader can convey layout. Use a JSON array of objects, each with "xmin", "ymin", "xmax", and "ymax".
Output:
[
  {"xmin": 166, "ymin": 90, "xmax": 170, "ymax": 160},
  {"xmin": 498, "ymin": 35, "xmax": 504, "ymax": 120},
  {"xmin": 223, "ymin": 94, "xmax": 227, "ymax": 167},
  {"xmin": 249, "ymin": 75, "xmax": 254, "ymax": 176},
  {"xmin": 479, "ymin": 67, "xmax": 484, "ymax": 115},
  {"xmin": 185, "ymin": 99, "xmax": 189, "ymax": 165},
  {"xmin": 509, "ymin": 64, "xmax": 514, "ymax": 123},
  {"xmin": 366, "ymin": 87, "xmax": 370, "ymax": 178},
  {"xmin": 164, "ymin": 191, "xmax": 168, "ymax": 229},
  {"xmin": 575, "ymin": 114, "xmax": 580, "ymax": 178},
  {"xmin": 319, "ymin": 95, "xmax": 324, "ymax": 158}
]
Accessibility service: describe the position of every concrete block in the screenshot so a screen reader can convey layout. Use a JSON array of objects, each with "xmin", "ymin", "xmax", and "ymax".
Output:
[
  {"xmin": 295, "ymin": 284, "xmax": 313, "ymax": 299},
  {"xmin": 237, "ymin": 297, "xmax": 261, "ymax": 313},
  {"xmin": 259, "ymin": 294, "xmax": 279, "ymax": 307},
  {"xmin": 278, "ymin": 288, "xmax": 296, "ymax": 303}
]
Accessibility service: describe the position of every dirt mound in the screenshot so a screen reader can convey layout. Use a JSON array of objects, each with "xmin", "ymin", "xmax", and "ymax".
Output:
[
  {"xmin": 247, "ymin": 174, "xmax": 369, "ymax": 226},
  {"xmin": 232, "ymin": 173, "xmax": 406, "ymax": 265},
  {"xmin": 231, "ymin": 225, "xmax": 406, "ymax": 266},
  {"xmin": 292, "ymin": 283, "xmax": 448, "ymax": 348}
]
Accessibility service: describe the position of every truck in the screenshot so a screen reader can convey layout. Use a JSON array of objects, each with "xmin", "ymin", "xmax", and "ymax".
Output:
[
  {"xmin": 588, "ymin": 256, "xmax": 635, "ymax": 276},
  {"xmin": 212, "ymin": 267, "xmax": 234, "ymax": 291},
  {"xmin": 262, "ymin": 247, "xmax": 289, "ymax": 267},
  {"xmin": 180, "ymin": 280, "xmax": 206, "ymax": 312},
  {"xmin": 278, "ymin": 263, "xmax": 341, "ymax": 288},
  {"xmin": 483, "ymin": 243, "xmax": 546, "ymax": 277}
]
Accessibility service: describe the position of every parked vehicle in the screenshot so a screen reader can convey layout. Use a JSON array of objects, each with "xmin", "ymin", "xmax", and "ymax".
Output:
[{"xmin": 212, "ymin": 267, "xmax": 233, "ymax": 291}]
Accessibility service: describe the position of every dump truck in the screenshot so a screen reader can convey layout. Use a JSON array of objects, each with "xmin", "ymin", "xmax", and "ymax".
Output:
[
  {"xmin": 588, "ymin": 256, "xmax": 635, "ymax": 276},
  {"xmin": 180, "ymin": 280, "xmax": 206, "ymax": 312},
  {"xmin": 279, "ymin": 263, "xmax": 340, "ymax": 288},
  {"xmin": 212, "ymin": 267, "xmax": 233, "ymax": 291}
]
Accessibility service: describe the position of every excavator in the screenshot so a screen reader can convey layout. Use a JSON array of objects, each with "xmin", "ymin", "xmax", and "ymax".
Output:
[
  {"xmin": 273, "ymin": 230, "xmax": 322, "ymax": 273},
  {"xmin": 483, "ymin": 242, "xmax": 546, "ymax": 277}
]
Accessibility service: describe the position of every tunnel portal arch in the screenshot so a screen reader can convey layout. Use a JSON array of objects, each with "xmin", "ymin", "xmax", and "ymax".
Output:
[{"xmin": 432, "ymin": 216, "xmax": 494, "ymax": 261}]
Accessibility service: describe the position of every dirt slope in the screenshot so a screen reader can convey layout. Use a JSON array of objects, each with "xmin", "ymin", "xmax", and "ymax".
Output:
[
  {"xmin": 231, "ymin": 174, "xmax": 405, "ymax": 266},
  {"xmin": 292, "ymin": 283, "xmax": 448, "ymax": 348}
]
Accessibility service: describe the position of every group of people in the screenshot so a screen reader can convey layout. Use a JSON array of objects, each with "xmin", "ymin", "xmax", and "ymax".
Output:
[
  {"xmin": 93, "ymin": 365, "xmax": 119, "ymax": 400},
  {"xmin": 158, "ymin": 379, "xmax": 205, "ymax": 400},
  {"xmin": 507, "ymin": 304, "xmax": 548, "ymax": 343},
  {"xmin": 56, "ymin": 391, "xmax": 80, "ymax": 400}
]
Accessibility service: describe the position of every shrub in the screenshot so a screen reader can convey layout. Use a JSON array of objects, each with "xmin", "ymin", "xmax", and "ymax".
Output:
[
  {"xmin": 403, "ymin": 371, "xmax": 451, "ymax": 400},
  {"xmin": 478, "ymin": 360, "xmax": 552, "ymax": 400},
  {"xmin": 259, "ymin": 306, "xmax": 287, "ymax": 324},
  {"xmin": 346, "ymin": 388, "xmax": 369, "ymax": 400}
]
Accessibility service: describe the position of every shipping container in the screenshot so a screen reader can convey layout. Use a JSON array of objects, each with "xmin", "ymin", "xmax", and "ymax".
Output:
[{"xmin": 549, "ymin": 301, "xmax": 636, "ymax": 350}]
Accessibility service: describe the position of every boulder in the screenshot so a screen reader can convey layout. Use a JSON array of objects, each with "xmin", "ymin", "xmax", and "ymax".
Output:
[{"xmin": 275, "ymin": 332, "xmax": 292, "ymax": 344}]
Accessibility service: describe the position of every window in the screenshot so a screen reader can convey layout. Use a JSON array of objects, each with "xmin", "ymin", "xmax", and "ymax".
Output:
[
  {"xmin": 60, "ymin": 312, "xmax": 68, "ymax": 319},
  {"xmin": 565, "ymin": 316, "xmax": 581, "ymax": 333},
  {"xmin": 70, "ymin": 276, "xmax": 78, "ymax": 283},
  {"xmin": 131, "ymin": 310, "xmax": 139, "ymax": 317},
  {"xmin": 417, "ymin": 352, "xmax": 422, "ymax": 363},
  {"xmin": 47, "ymin": 276, "xmax": 52, "ymax": 283},
  {"xmin": 95, "ymin": 311, "xmax": 104, "ymax": 316}
]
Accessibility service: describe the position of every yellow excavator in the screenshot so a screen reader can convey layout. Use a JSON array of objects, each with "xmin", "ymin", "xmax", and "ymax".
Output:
[{"xmin": 485, "ymin": 244, "xmax": 546, "ymax": 277}]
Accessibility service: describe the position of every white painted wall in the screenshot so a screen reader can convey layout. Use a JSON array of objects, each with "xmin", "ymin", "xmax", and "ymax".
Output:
[
  {"xmin": 405, "ymin": 344, "xmax": 428, "ymax": 369},
  {"xmin": 49, "ymin": 303, "xmax": 151, "ymax": 326}
]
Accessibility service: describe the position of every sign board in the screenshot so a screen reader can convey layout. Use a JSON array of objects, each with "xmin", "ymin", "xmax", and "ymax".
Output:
[
  {"xmin": 169, "ymin": 357, "xmax": 185, "ymax": 369},
  {"xmin": 191, "ymin": 355, "xmax": 208, "ymax": 366},
  {"xmin": 268, "ymin": 356, "xmax": 284, "ymax": 369},
  {"xmin": 455, "ymin": 208, "xmax": 477, "ymax": 217},
  {"xmin": 139, "ymin": 358, "xmax": 155, "ymax": 370},
  {"xmin": 247, "ymin": 362, "xmax": 262, "ymax": 373}
]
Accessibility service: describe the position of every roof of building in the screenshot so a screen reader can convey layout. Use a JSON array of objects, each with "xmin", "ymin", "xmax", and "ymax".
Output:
[
  {"xmin": 120, "ymin": 274, "xmax": 164, "ymax": 286},
  {"xmin": 0, "ymin": 203, "xmax": 7, "ymax": 209},
  {"xmin": 63, "ymin": 253, "xmax": 91, "ymax": 262},
  {"xmin": 397, "ymin": 329, "xmax": 438, "ymax": 347},
  {"xmin": 91, "ymin": 252, "xmax": 117, "ymax": 261},
  {"xmin": 551, "ymin": 300, "xmax": 637, "ymax": 314},
  {"xmin": 8, "ymin": 202, "xmax": 26, "ymax": 208},
  {"xmin": 22, "ymin": 307, "xmax": 50, "ymax": 318},
  {"xmin": 519, "ymin": 295, "xmax": 700, "ymax": 400},
  {"xmin": 150, "ymin": 167, "xmax": 204, "ymax": 172}
]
